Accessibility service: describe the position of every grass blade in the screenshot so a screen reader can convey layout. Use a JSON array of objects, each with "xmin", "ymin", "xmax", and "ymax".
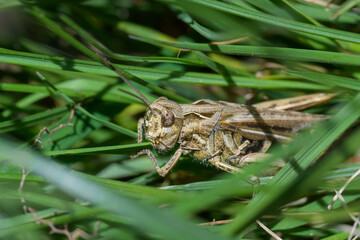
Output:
[
  {"xmin": 131, "ymin": 36, "xmax": 360, "ymax": 66},
  {"xmin": 0, "ymin": 139, "xmax": 232, "ymax": 240}
]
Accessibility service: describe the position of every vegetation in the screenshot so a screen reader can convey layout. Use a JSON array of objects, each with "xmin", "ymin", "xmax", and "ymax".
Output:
[{"xmin": 0, "ymin": 0, "xmax": 360, "ymax": 239}]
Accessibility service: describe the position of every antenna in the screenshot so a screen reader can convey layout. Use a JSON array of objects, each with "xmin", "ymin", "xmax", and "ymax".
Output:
[
  {"xmin": 86, "ymin": 42, "xmax": 153, "ymax": 109},
  {"xmin": 117, "ymin": 88, "xmax": 151, "ymax": 103}
]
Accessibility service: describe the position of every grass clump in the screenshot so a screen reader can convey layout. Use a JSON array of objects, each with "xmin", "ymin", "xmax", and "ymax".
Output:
[{"xmin": 0, "ymin": 1, "xmax": 360, "ymax": 239}]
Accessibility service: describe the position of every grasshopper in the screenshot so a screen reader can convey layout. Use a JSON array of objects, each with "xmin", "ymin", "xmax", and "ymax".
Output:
[
  {"xmin": 89, "ymin": 44, "xmax": 332, "ymax": 177},
  {"xmin": 131, "ymin": 93, "xmax": 332, "ymax": 176}
]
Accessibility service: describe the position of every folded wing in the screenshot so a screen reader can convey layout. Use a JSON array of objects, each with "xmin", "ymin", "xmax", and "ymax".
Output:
[{"xmin": 218, "ymin": 105, "xmax": 329, "ymax": 142}]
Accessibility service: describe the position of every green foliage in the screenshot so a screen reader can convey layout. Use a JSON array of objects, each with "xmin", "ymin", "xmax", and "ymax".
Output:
[{"xmin": 0, "ymin": 0, "xmax": 360, "ymax": 239}]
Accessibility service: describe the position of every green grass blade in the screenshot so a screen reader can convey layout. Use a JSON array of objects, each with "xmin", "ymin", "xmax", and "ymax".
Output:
[
  {"xmin": 0, "ymin": 105, "xmax": 68, "ymax": 133},
  {"xmin": 0, "ymin": 0, "xmax": 22, "ymax": 9},
  {"xmin": 43, "ymin": 142, "xmax": 151, "ymax": 156},
  {"xmin": 117, "ymin": 21, "xmax": 176, "ymax": 42},
  {"xmin": 292, "ymin": 2, "xmax": 360, "ymax": 24},
  {"xmin": 193, "ymin": 51, "xmax": 235, "ymax": 77},
  {"xmin": 27, "ymin": 6, "xmax": 99, "ymax": 61},
  {"xmin": 29, "ymin": 7, "xmax": 189, "ymax": 103},
  {"xmin": 161, "ymin": 164, "xmax": 360, "ymax": 193},
  {"xmin": 59, "ymin": 14, "xmax": 203, "ymax": 67},
  {"xmin": 0, "ymin": 48, "xmax": 329, "ymax": 90},
  {"xmin": 36, "ymin": 72, "xmax": 137, "ymax": 138},
  {"xmin": 0, "ymin": 140, "xmax": 232, "ymax": 240},
  {"xmin": 177, "ymin": 0, "xmax": 360, "ymax": 44},
  {"xmin": 285, "ymin": 70, "xmax": 360, "ymax": 91},
  {"xmin": 281, "ymin": 0, "xmax": 321, "ymax": 26},
  {"xmin": 0, "ymin": 170, "xmax": 178, "ymax": 202},
  {"xmin": 331, "ymin": 0, "xmax": 360, "ymax": 20},
  {"xmin": 0, "ymin": 80, "xmax": 154, "ymax": 104},
  {"xmin": 131, "ymin": 36, "xmax": 360, "ymax": 66}
]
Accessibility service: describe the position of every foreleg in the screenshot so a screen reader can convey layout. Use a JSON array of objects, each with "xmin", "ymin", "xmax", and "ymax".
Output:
[
  {"xmin": 131, "ymin": 148, "xmax": 183, "ymax": 177},
  {"xmin": 137, "ymin": 118, "xmax": 144, "ymax": 143}
]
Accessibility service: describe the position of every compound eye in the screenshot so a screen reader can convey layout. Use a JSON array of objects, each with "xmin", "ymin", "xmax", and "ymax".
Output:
[{"xmin": 161, "ymin": 108, "xmax": 175, "ymax": 127}]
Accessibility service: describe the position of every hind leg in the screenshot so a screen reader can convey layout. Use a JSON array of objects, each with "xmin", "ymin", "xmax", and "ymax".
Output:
[
  {"xmin": 207, "ymin": 156, "xmax": 241, "ymax": 173},
  {"xmin": 232, "ymin": 153, "xmax": 285, "ymax": 175},
  {"xmin": 202, "ymin": 130, "xmax": 241, "ymax": 173}
]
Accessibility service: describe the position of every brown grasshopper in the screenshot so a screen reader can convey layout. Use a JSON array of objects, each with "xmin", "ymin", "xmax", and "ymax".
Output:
[
  {"xmin": 131, "ymin": 93, "xmax": 332, "ymax": 176},
  {"xmin": 89, "ymin": 44, "xmax": 333, "ymax": 177}
]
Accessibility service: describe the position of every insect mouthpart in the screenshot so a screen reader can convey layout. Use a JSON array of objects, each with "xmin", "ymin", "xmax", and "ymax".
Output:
[{"xmin": 148, "ymin": 137, "xmax": 169, "ymax": 152}]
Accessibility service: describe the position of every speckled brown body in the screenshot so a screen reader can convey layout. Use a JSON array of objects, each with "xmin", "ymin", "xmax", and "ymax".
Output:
[{"xmin": 134, "ymin": 93, "xmax": 333, "ymax": 176}]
